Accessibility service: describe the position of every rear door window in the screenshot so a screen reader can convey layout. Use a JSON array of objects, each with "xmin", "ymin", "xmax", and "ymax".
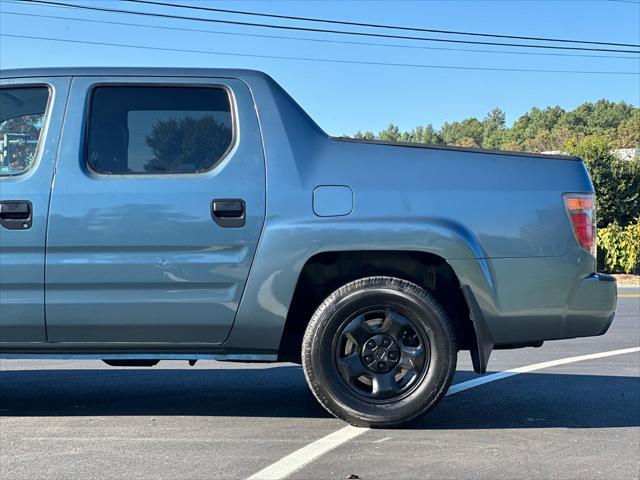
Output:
[
  {"xmin": 86, "ymin": 86, "xmax": 233, "ymax": 174},
  {"xmin": 0, "ymin": 87, "xmax": 49, "ymax": 176}
]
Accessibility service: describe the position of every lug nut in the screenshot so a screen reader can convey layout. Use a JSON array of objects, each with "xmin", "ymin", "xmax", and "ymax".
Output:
[
  {"xmin": 378, "ymin": 361, "xmax": 386, "ymax": 371},
  {"xmin": 364, "ymin": 355, "xmax": 373, "ymax": 363},
  {"xmin": 388, "ymin": 351, "xmax": 398, "ymax": 361},
  {"xmin": 382, "ymin": 338, "xmax": 390, "ymax": 347},
  {"xmin": 366, "ymin": 340, "xmax": 376, "ymax": 349}
]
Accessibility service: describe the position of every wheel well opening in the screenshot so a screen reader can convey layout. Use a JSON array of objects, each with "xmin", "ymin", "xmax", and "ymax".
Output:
[{"xmin": 278, "ymin": 250, "xmax": 476, "ymax": 363}]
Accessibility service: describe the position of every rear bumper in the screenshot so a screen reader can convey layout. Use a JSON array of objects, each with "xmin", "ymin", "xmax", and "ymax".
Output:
[
  {"xmin": 457, "ymin": 258, "xmax": 618, "ymax": 374},
  {"xmin": 564, "ymin": 272, "xmax": 617, "ymax": 338}
]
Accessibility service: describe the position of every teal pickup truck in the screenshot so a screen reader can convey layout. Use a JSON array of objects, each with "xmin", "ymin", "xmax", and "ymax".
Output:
[{"xmin": 0, "ymin": 68, "xmax": 617, "ymax": 427}]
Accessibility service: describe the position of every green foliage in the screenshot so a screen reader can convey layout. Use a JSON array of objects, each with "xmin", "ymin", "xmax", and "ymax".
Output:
[
  {"xmin": 353, "ymin": 130, "xmax": 375, "ymax": 140},
  {"xmin": 440, "ymin": 117, "xmax": 484, "ymax": 147},
  {"xmin": 349, "ymin": 100, "xmax": 639, "ymax": 152},
  {"xmin": 378, "ymin": 124, "xmax": 401, "ymax": 142},
  {"xmin": 400, "ymin": 124, "xmax": 440, "ymax": 144},
  {"xmin": 482, "ymin": 108, "xmax": 506, "ymax": 149},
  {"xmin": 505, "ymin": 106, "xmax": 566, "ymax": 151},
  {"xmin": 616, "ymin": 110, "xmax": 640, "ymax": 148},
  {"xmin": 559, "ymin": 99, "xmax": 635, "ymax": 141},
  {"xmin": 145, "ymin": 116, "xmax": 231, "ymax": 173},
  {"xmin": 597, "ymin": 219, "xmax": 640, "ymax": 274},
  {"xmin": 0, "ymin": 114, "xmax": 43, "ymax": 172},
  {"xmin": 566, "ymin": 136, "xmax": 640, "ymax": 227}
]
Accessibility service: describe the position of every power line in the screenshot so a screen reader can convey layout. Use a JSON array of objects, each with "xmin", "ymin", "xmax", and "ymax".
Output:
[
  {"xmin": 124, "ymin": 0, "xmax": 640, "ymax": 49},
  {"xmin": 2, "ymin": 33, "xmax": 638, "ymax": 75},
  {"xmin": 4, "ymin": 9, "xmax": 637, "ymax": 61},
  {"xmin": 14, "ymin": 0, "xmax": 640, "ymax": 55}
]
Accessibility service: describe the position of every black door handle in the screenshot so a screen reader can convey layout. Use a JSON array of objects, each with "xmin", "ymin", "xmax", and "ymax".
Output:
[
  {"xmin": 0, "ymin": 201, "xmax": 32, "ymax": 230},
  {"xmin": 211, "ymin": 199, "xmax": 245, "ymax": 228}
]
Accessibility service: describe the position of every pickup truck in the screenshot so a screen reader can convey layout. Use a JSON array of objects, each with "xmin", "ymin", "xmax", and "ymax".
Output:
[{"xmin": 0, "ymin": 68, "xmax": 617, "ymax": 427}]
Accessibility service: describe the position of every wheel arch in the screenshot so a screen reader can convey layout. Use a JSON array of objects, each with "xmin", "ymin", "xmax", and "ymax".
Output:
[{"xmin": 277, "ymin": 250, "xmax": 479, "ymax": 365}]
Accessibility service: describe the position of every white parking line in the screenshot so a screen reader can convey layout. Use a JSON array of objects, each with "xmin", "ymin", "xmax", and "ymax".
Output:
[
  {"xmin": 246, "ymin": 346, "xmax": 640, "ymax": 480},
  {"xmin": 246, "ymin": 425, "xmax": 367, "ymax": 480},
  {"xmin": 447, "ymin": 346, "xmax": 640, "ymax": 396}
]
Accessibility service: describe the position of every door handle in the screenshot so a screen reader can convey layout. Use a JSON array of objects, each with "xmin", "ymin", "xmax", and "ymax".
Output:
[
  {"xmin": 211, "ymin": 199, "xmax": 245, "ymax": 228},
  {"xmin": 0, "ymin": 201, "xmax": 32, "ymax": 230}
]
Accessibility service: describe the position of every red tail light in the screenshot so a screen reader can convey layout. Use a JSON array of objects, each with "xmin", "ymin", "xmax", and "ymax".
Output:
[{"xmin": 564, "ymin": 194, "xmax": 596, "ymax": 256}]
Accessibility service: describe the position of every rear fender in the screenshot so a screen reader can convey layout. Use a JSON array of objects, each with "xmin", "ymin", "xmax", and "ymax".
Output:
[{"xmin": 224, "ymin": 217, "xmax": 496, "ymax": 353}]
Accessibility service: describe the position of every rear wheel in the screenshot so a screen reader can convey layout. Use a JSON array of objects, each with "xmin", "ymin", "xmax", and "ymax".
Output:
[{"xmin": 301, "ymin": 276, "xmax": 456, "ymax": 427}]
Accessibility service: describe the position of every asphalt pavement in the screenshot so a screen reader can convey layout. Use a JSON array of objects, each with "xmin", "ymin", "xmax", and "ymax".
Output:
[{"xmin": 1, "ymin": 288, "xmax": 638, "ymax": 480}]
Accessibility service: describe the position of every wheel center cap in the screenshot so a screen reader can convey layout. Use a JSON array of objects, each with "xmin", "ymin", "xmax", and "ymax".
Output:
[{"xmin": 361, "ymin": 334, "xmax": 400, "ymax": 373}]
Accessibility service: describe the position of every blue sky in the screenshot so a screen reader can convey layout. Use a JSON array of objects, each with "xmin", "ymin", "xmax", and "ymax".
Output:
[{"xmin": 1, "ymin": 0, "xmax": 639, "ymax": 135}]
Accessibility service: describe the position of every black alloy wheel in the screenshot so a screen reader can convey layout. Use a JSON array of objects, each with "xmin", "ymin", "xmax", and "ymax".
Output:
[
  {"xmin": 335, "ymin": 308, "xmax": 429, "ymax": 401},
  {"xmin": 302, "ymin": 276, "xmax": 457, "ymax": 428}
]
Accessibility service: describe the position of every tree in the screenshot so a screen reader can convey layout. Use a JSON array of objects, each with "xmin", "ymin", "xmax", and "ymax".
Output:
[
  {"xmin": 0, "ymin": 114, "xmax": 43, "ymax": 172},
  {"xmin": 440, "ymin": 118, "xmax": 484, "ymax": 147},
  {"xmin": 616, "ymin": 110, "xmax": 640, "ymax": 148},
  {"xmin": 353, "ymin": 130, "xmax": 375, "ymax": 140},
  {"xmin": 145, "ymin": 116, "xmax": 232, "ymax": 173},
  {"xmin": 378, "ymin": 124, "xmax": 401, "ymax": 142},
  {"xmin": 567, "ymin": 135, "xmax": 640, "ymax": 227},
  {"xmin": 481, "ymin": 107, "xmax": 506, "ymax": 149},
  {"xmin": 504, "ymin": 106, "xmax": 566, "ymax": 150},
  {"xmin": 399, "ymin": 124, "xmax": 441, "ymax": 144},
  {"xmin": 417, "ymin": 124, "xmax": 441, "ymax": 144},
  {"xmin": 347, "ymin": 99, "xmax": 638, "ymax": 153},
  {"xmin": 483, "ymin": 107, "xmax": 506, "ymax": 130},
  {"xmin": 512, "ymin": 127, "xmax": 572, "ymax": 152},
  {"xmin": 560, "ymin": 100, "xmax": 635, "ymax": 140},
  {"xmin": 454, "ymin": 137, "xmax": 480, "ymax": 148}
]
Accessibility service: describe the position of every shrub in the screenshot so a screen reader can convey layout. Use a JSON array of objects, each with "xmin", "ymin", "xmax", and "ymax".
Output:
[
  {"xmin": 597, "ymin": 218, "xmax": 640, "ymax": 274},
  {"xmin": 566, "ymin": 136, "xmax": 640, "ymax": 227}
]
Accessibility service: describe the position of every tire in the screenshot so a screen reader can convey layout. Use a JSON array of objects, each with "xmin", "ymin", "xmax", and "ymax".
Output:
[{"xmin": 301, "ymin": 276, "xmax": 457, "ymax": 428}]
